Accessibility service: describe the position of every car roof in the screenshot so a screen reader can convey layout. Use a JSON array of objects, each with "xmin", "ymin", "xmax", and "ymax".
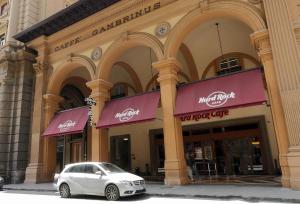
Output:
[{"xmin": 64, "ymin": 161, "xmax": 108, "ymax": 168}]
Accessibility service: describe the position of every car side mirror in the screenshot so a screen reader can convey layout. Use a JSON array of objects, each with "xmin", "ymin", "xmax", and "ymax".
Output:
[{"xmin": 95, "ymin": 171, "xmax": 103, "ymax": 176}]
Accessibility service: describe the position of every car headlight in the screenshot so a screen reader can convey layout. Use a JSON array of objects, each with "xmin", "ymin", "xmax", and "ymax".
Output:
[{"xmin": 121, "ymin": 181, "xmax": 133, "ymax": 186}]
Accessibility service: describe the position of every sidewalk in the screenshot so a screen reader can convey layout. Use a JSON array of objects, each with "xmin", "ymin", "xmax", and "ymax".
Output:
[{"xmin": 3, "ymin": 182, "xmax": 300, "ymax": 203}]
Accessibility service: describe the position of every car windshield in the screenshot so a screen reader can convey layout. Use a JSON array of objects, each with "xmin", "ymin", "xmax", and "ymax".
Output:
[{"xmin": 99, "ymin": 163, "xmax": 125, "ymax": 173}]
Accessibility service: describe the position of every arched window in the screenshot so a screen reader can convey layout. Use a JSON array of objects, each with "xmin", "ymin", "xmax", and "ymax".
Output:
[
  {"xmin": 217, "ymin": 57, "xmax": 242, "ymax": 76},
  {"xmin": 111, "ymin": 83, "xmax": 128, "ymax": 99}
]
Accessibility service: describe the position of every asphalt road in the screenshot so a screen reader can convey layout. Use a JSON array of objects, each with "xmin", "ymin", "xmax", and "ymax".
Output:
[{"xmin": 0, "ymin": 189, "xmax": 286, "ymax": 204}]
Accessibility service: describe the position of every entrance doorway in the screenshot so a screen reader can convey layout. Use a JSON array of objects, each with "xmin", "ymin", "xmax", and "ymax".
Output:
[
  {"xmin": 71, "ymin": 142, "xmax": 82, "ymax": 163},
  {"xmin": 150, "ymin": 118, "xmax": 275, "ymax": 180},
  {"xmin": 110, "ymin": 135, "xmax": 131, "ymax": 171}
]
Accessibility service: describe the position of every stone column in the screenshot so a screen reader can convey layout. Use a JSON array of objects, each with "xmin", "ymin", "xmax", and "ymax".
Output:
[
  {"xmin": 42, "ymin": 93, "xmax": 63, "ymax": 181},
  {"xmin": 6, "ymin": 0, "xmax": 20, "ymax": 44},
  {"xmin": 251, "ymin": 30, "xmax": 291, "ymax": 187},
  {"xmin": 153, "ymin": 58, "xmax": 188, "ymax": 185},
  {"xmin": 263, "ymin": 0, "xmax": 300, "ymax": 189},
  {"xmin": 24, "ymin": 61, "xmax": 48, "ymax": 183},
  {"xmin": 86, "ymin": 79, "xmax": 112, "ymax": 162}
]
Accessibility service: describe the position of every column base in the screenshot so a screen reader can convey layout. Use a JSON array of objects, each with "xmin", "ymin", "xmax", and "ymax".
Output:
[
  {"xmin": 24, "ymin": 163, "xmax": 50, "ymax": 183},
  {"xmin": 287, "ymin": 146, "xmax": 300, "ymax": 189},
  {"xmin": 164, "ymin": 160, "xmax": 189, "ymax": 185},
  {"xmin": 279, "ymin": 154, "xmax": 291, "ymax": 188}
]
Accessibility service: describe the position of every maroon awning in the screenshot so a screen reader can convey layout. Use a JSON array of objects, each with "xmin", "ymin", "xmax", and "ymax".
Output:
[
  {"xmin": 43, "ymin": 106, "xmax": 89, "ymax": 137},
  {"xmin": 96, "ymin": 92, "xmax": 160, "ymax": 128},
  {"xmin": 175, "ymin": 69, "xmax": 266, "ymax": 116}
]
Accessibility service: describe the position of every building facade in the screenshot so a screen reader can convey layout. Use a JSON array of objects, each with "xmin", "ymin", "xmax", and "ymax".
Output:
[
  {"xmin": 11, "ymin": 0, "xmax": 300, "ymax": 189},
  {"xmin": 0, "ymin": 0, "xmax": 78, "ymax": 184}
]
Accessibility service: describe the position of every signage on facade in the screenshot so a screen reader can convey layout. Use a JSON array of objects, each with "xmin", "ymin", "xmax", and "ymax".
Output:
[
  {"xmin": 174, "ymin": 69, "xmax": 266, "ymax": 117},
  {"xmin": 53, "ymin": 2, "xmax": 161, "ymax": 52},
  {"xmin": 58, "ymin": 120, "xmax": 76, "ymax": 132},
  {"xmin": 115, "ymin": 108, "xmax": 140, "ymax": 122},
  {"xmin": 96, "ymin": 92, "xmax": 160, "ymax": 128},
  {"xmin": 180, "ymin": 109, "xmax": 229, "ymax": 122}
]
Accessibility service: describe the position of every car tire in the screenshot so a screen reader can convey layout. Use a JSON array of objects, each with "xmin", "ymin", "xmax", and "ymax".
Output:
[
  {"xmin": 59, "ymin": 183, "xmax": 71, "ymax": 198},
  {"xmin": 105, "ymin": 184, "xmax": 120, "ymax": 201}
]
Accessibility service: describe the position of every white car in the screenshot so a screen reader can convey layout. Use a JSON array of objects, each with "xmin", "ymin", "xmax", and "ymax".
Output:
[{"xmin": 54, "ymin": 162, "xmax": 146, "ymax": 201}]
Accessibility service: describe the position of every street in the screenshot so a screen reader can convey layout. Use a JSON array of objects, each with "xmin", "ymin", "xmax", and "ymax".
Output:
[{"xmin": 0, "ymin": 190, "xmax": 288, "ymax": 204}]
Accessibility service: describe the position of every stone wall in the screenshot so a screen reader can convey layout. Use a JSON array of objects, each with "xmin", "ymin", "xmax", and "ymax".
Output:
[{"xmin": 0, "ymin": 44, "xmax": 35, "ymax": 183}]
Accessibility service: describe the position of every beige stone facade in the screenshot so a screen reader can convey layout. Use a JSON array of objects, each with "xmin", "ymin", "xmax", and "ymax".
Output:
[{"xmin": 11, "ymin": 0, "xmax": 300, "ymax": 189}]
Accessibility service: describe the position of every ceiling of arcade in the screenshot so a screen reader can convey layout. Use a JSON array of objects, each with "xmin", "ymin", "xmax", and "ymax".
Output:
[{"xmin": 105, "ymin": 18, "xmax": 259, "ymax": 95}]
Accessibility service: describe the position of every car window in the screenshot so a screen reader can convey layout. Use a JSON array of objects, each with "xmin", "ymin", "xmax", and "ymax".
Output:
[
  {"xmin": 99, "ymin": 163, "xmax": 125, "ymax": 173},
  {"xmin": 68, "ymin": 164, "xmax": 85, "ymax": 173},
  {"xmin": 84, "ymin": 164, "xmax": 101, "ymax": 174}
]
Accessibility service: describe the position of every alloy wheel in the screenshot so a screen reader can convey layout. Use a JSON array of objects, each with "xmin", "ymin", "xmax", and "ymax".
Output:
[
  {"xmin": 59, "ymin": 183, "xmax": 71, "ymax": 198},
  {"xmin": 105, "ymin": 184, "xmax": 120, "ymax": 201}
]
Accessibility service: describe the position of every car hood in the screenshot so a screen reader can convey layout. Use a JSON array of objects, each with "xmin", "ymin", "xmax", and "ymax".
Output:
[{"xmin": 106, "ymin": 172, "xmax": 143, "ymax": 181}]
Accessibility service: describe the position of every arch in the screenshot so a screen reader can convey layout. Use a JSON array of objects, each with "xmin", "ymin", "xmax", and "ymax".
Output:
[
  {"xmin": 165, "ymin": 0, "xmax": 266, "ymax": 58},
  {"xmin": 61, "ymin": 77, "xmax": 91, "ymax": 98},
  {"xmin": 97, "ymin": 32, "xmax": 164, "ymax": 81},
  {"xmin": 145, "ymin": 71, "xmax": 190, "ymax": 92},
  {"xmin": 179, "ymin": 43, "xmax": 199, "ymax": 81},
  {"xmin": 113, "ymin": 61, "xmax": 143, "ymax": 93},
  {"xmin": 47, "ymin": 54, "xmax": 96, "ymax": 95},
  {"xmin": 201, "ymin": 52, "xmax": 261, "ymax": 79}
]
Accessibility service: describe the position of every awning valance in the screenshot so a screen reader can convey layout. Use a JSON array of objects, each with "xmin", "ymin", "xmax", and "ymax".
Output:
[
  {"xmin": 96, "ymin": 92, "xmax": 160, "ymax": 128},
  {"xmin": 43, "ymin": 106, "xmax": 89, "ymax": 137},
  {"xmin": 175, "ymin": 69, "xmax": 266, "ymax": 116}
]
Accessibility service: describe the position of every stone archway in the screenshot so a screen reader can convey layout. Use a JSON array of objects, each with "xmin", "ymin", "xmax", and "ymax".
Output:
[
  {"xmin": 96, "ymin": 32, "xmax": 164, "ymax": 81},
  {"xmin": 47, "ymin": 54, "xmax": 96, "ymax": 95},
  {"xmin": 165, "ymin": 0, "xmax": 266, "ymax": 58}
]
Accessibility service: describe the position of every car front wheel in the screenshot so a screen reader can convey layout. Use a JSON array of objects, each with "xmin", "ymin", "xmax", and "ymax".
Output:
[
  {"xmin": 59, "ymin": 183, "xmax": 71, "ymax": 198},
  {"xmin": 105, "ymin": 184, "xmax": 120, "ymax": 201}
]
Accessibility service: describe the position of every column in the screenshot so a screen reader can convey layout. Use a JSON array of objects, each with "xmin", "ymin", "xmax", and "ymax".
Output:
[
  {"xmin": 263, "ymin": 0, "xmax": 300, "ymax": 189},
  {"xmin": 251, "ymin": 30, "xmax": 291, "ymax": 187},
  {"xmin": 86, "ymin": 79, "xmax": 112, "ymax": 162},
  {"xmin": 153, "ymin": 58, "xmax": 188, "ymax": 185},
  {"xmin": 6, "ymin": 0, "xmax": 20, "ymax": 44},
  {"xmin": 24, "ymin": 61, "xmax": 48, "ymax": 183},
  {"xmin": 42, "ymin": 93, "xmax": 64, "ymax": 181}
]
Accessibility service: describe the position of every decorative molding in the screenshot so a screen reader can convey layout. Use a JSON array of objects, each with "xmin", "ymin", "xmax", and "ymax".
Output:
[
  {"xmin": 91, "ymin": 47, "xmax": 102, "ymax": 61},
  {"xmin": 155, "ymin": 22, "xmax": 171, "ymax": 38},
  {"xmin": 33, "ymin": 61, "xmax": 48, "ymax": 75},
  {"xmin": 199, "ymin": 0, "xmax": 209, "ymax": 12}
]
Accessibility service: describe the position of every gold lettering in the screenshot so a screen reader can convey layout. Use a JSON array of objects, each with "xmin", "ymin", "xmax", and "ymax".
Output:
[
  {"xmin": 123, "ymin": 16, "xmax": 130, "ymax": 23},
  {"xmin": 144, "ymin": 6, "xmax": 151, "ymax": 13},
  {"xmin": 92, "ymin": 29, "xmax": 98, "ymax": 36},
  {"xmin": 153, "ymin": 2, "xmax": 161, "ymax": 10},
  {"xmin": 99, "ymin": 27, "xmax": 106, "ymax": 33},
  {"xmin": 115, "ymin": 19, "xmax": 122, "ymax": 26},
  {"xmin": 107, "ymin": 22, "xmax": 115, "ymax": 30},
  {"xmin": 135, "ymin": 10, "xmax": 143, "ymax": 17}
]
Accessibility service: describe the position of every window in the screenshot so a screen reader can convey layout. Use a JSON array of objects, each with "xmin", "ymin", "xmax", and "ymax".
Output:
[
  {"xmin": 68, "ymin": 164, "xmax": 85, "ymax": 173},
  {"xmin": 0, "ymin": 35, "xmax": 5, "ymax": 47},
  {"xmin": 111, "ymin": 84, "xmax": 127, "ymax": 99},
  {"xmin": 0, "ymin": 3, "xmax": 8, "ymax": 16},
  {"xmin": 84, "ymin": 164, "xmax": 100, "ymax": 174},
  {"xmin": 217, "ymin": 57, "xmax": 242, "ymax": 76}
]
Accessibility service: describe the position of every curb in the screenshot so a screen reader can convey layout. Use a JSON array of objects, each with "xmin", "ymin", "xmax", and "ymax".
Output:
[
  {"xmin": 3, "ymin": 187, "xmax": 300, "ymax": 203},
  {"xmin": 148, "ymin": 193, "xmax": 300, "ymax": 203}
]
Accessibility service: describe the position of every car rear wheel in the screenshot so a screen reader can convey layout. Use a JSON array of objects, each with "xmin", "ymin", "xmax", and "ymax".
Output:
[
  {"xmin": 59, "ymin": 183, "xmax": 71, "ymax": 198},
  {"xmin": 105, "ymin": 184, "xmax": 120, "ymax": 201}
]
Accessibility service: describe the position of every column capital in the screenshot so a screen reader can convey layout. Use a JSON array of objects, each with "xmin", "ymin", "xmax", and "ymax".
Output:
[
  {"xmin": 86, "ymin": 79, "xmax": 113, "ymax": 101},
  {"xmin": 250, "ymin": 29, "xmax": 273, "ymax": 62},
  {"xmin": 33, "ymin": 61, "xmax": 49, "ymax": 75},
  {"xmin": 43, "ymin": 93, "xmax": 64, "ymax": 111},
  {"xmin": 152, "ymin": 58, "xmax": 181, "ymax": 83}
]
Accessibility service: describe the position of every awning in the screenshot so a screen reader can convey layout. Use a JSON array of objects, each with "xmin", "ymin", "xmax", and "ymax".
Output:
[
  {"xmin": 96, "ymin": 92, "xmax": 160, "ymax": 128},
  {"xmin": 175, "ymin": 69, "xmax": 266, "ymax": 116},
  {"xmin": 43, "ymin": 106, "xmax": 89, "ymax": 137}
]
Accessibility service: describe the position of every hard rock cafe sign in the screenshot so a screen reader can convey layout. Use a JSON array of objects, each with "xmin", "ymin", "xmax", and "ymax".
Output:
[
  {"xmin": 115, "ymin": 108, "xmax": 140, "ymax": 122},
  {"xmin": 181, "ymin": 109, "xmax": 229, "ymax": 122},
  {"xmin": 58, "ymin": 120, "xmax": 76, "ymax": 132},
  {"xmin": 198, "ymin": 91, "xmax": 236, "ymax": 108}
]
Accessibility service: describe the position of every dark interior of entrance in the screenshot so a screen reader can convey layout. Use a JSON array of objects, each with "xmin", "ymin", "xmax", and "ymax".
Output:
[{"xmin": 150, "ymin": 117, "xmax": 276, "ymax": 180}]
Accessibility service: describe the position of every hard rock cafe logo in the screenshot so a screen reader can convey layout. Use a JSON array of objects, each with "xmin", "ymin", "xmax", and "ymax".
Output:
[
  {"xmin": 58, "ymin": 120, "xmax": 76, "ymax": 132},
  {"xmin": 115, "ymin": 108, "xmax": 140, "ymax": 122},
  {"xmin": 198, "ymin": 91, "xmax": 236, "ymax": 107}
]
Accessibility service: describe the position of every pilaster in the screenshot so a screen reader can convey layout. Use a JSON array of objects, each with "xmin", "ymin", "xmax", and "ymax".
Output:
[
  {"xmin": 263, "ymin": 0, "xmax": 300, "ymax": 189},
  {"xmin": 152, "ymin": 58, "xmax": 188, "ymax": 185},
  {"xmin": 86, "ymin": 79, "xmax": 112, "ymax": 162}
]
